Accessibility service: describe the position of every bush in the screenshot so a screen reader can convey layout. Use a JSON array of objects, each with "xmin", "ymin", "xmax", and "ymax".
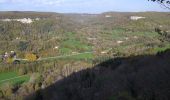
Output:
[
  {"xmin": 18, "ymin": 68, "xmax": 27, "ymax": 75},
  {"xmin": 0, "ymin": 83, "xmax": 14, "ymax": 97},
  {"xmin": 29, "ymin": 73, "xmax": 43, "ymax": 84},
  {"xmin": 45, "ymin": 75, "xmax": 54, "ymax": 85},
  {"xmin": 18, "ymin": 41, "xmax": 29, "ymax": 51},
  {"xmin": 25, "ymin": 53, "xmax": 38, "ymax": 62},
  {"xmin": 6, "ymin": 58, "xmax": 14, "ymax": 63}
]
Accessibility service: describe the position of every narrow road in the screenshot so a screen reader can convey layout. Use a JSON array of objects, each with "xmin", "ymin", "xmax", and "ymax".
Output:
[
  {"xmin": 16, "ymin": 52, "xmax": 93, "ymax": 61},
  {"xmin": 38, "ymin": 52, "xmax": 93, "ymax": 61}
]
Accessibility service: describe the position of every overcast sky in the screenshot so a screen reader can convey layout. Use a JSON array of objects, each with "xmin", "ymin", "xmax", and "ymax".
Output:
[{"xmin": 0, "ymin": 0, "xmax": 169, "ymax": 13}]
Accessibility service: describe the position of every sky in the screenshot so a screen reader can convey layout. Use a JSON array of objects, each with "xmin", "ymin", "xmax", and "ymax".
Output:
[{"xmin": 0, "ymin": 0, "xmax": 169, "ymax": 13}]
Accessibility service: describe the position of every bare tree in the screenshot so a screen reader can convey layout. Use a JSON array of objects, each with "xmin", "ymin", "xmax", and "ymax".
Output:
[{"xmin": 148, "ymin": 0, "xmax": 170, "ymax": 9}]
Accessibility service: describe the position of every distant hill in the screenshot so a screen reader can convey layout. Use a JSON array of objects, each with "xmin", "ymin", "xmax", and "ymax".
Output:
[{"xmin": 0, "ymin": 11, "xmax": 59, "ymax": 19}]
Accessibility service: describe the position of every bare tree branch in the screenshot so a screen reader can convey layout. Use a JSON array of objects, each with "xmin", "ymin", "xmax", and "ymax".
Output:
[{"xmin": 148, "ymin": 0, "xmax": 170, "ymax": 9}]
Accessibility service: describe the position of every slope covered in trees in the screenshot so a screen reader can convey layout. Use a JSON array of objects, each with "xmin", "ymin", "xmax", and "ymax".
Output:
[
  {"xmin": 0, "ymin": 11, "xmax": 170, "ymax": 99},
  {"xmin": 26, "ymin": 49, "xmax": 170, "ymax": 100}
]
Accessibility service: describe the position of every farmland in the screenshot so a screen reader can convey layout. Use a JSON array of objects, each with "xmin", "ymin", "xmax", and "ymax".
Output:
[
  {"xmin": 0, "ymin": 71, "xmax": 29, "ymax": 86},
  {"xmin": 0, "ymin": 11, "xmax": 170, "ymax": 99}
]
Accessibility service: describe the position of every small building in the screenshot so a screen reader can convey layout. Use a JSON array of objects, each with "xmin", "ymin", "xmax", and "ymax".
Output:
[
  {"xmin": 105, "ymin": 15, "xmax": 112, "ymax": 18},
  {"xmin": 1, "ymin": 51, "xmax": 17, "ymax": 63},
  {"xmin": 130, "ymin": 16, "xmax": 146, "ymax": 21},
  {"xmin": 10, "ymin": 51, "xmax": 17, "ymax": 59},
  {"xmin": 117, "ymin": 40, "xmax": 124, "ymax": 44},
  {"xmin": 2, "ymin": 52, "xmax": 9, "ymax": 61}
]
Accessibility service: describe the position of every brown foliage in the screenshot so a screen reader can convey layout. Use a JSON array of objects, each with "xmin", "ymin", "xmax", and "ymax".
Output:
[{"xmin": 25, "ymin": 53, "xmax": 38, "ymax": 62}]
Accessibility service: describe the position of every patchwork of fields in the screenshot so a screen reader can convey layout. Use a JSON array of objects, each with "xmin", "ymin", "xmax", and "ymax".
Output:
[{"xmin": 0, "ymin": 11, "xmax": 170, "ymax": 99}]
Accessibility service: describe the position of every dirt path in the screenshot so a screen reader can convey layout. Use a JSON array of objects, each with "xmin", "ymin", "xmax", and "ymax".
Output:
[{"xmin": 16, "ymin": 52, "xmax": 93, "ymax": 61}]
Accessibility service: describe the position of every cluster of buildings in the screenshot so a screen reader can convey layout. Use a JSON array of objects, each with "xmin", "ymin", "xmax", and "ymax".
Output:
[
  {"xmin": 1, "ymin": 51, "xmax": 17, "ymax": 63},
  {"xmin": 1, "ymin": 18, "xmax": 40, "ymax": 24},
  {"xmin": 130, "ymin": 16, "xmax": 146, "ymax": 21}
]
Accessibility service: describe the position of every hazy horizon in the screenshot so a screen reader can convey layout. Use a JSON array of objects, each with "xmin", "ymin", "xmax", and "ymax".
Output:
[
  {"xmin": 0, "ymin": 0, "xmax": 169, "ymax": 14},
  {"xmin": 0, "ymin": 10, "xmax": 169, "ymax": 14}
]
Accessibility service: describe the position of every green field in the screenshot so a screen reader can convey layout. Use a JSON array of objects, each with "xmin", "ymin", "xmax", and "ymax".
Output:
[
  {"xmin": 39, "ymin": 52, "xmax": 94, "ymax": 62},
  {"xmin": 62, "ymin": 52, "xmax": 93, "ymax": 60},
  {"xmin": 59, "ymin": 39, "xmax": 92, "ymax": 54},
  {"xmin": 58, "ymin": 32, "xmax": 92, "ymax": 54},
  {"xmin": 0, "ymin": 72, "xmax": 30, "ymax": 86}
]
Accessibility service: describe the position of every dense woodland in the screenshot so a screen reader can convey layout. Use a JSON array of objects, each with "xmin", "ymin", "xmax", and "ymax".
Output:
[{"xmin": 0, "ymin": 11, "xmax": 170, "ymax": 100}]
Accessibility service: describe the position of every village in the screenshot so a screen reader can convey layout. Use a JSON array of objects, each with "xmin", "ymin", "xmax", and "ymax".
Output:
[
  {"xmin": 0, "ymin": 51, "xmax": 39, "ymax": 64},
  {"xmin": 0, "ymin": 51, "xmax": 18, "ymax": 63}
]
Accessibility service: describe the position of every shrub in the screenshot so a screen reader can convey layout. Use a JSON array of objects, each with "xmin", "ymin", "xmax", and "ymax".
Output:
[
  {"xmin": 29, "ymin": 73, "xmax": 43, "ymax": 84},
  {"xmin": 18, "ymin": 68, "xmax": 27, "ymax": 75},
  {"xmin": 6, "ymin": 58, "xmax": 14, "ymax": 63},
  {"xmin": 0, "ymin": 83, "xmax": 14, "ymax": 97},
  {"xmin": 18, "ymin": 41, "xmax": 29, "ymax": 51},
  {"xmin": 25, "ymin": 53, "xmax": 38, "ymax": 62}
]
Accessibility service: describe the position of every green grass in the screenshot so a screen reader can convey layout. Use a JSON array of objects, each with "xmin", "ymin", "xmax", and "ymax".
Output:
[
  {"xmin": 102, "ymin": 29, "xmax": 158, "ymax": 40},
  {"xmin": 65, "ymin": 32, "xmax": 76, "ymax": 39},
  {"xmin": 58, "ymin": 32, "xmax": 92, "ymax": 54},
  {"xmin": 59, "ymin": 47, "xmax": 72, "ymax": 54},
  {"xmin": 61, "ymin": 39, "xmax": 91, "ymax": 49},
  {"xmin": 0, "ymin": 71, "xmax": 30, "ymax": 86},
  {"xmin": 152, "ymin": 44, "xmax": 170, "ymax": 53},
  {"xmin": 6, "ymin": 75, "xmax": 29, "ymax": 86},
  {"xmin": 109, "ymin": 29, "xmax": 159, "ymax": 40},
  {"xmin": 129, "ymin": 31, "xmax": 159, "ymax": 38},
  {"xmin": 63, "ymin": 52, "xmax": 94, "ymax": 60},
  {"xmin": 39, "ymin": 52, "xmax": 94, "ymax": 62},
  {"xmin": 111, "ymin": 31, "xmax": 125, "ymax": 40},
  {"xmin": 59, "ymin": 39, "xmax": 92, "ymax": 54},
  {"xmin": 99, "ymin": 29, "xmax": 126, "ymax": 40},
  {"xmin": 0, "ymin": 72, "xmax": 17, "ymax": 81}
]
